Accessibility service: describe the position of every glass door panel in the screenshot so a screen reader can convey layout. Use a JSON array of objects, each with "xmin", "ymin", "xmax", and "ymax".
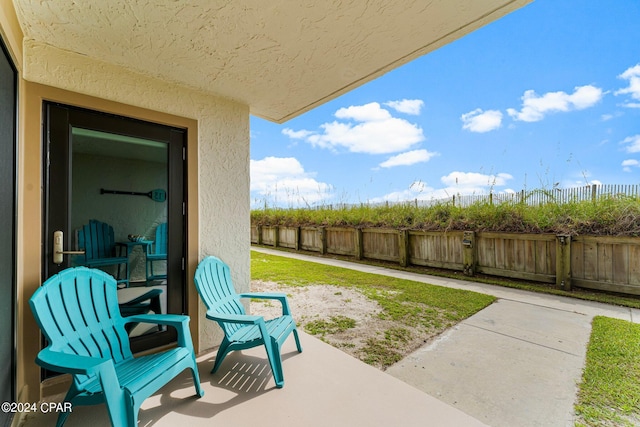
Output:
[{"xmin": 71, "ymin": 127, "xmax": 168, "ymax": 337}]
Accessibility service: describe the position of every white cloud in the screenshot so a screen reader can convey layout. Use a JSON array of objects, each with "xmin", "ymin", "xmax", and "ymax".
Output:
[
  {"xmin": 384, "ymin": 99, "xmax": 424, "ymax": 115},
  {"xmin": 507, "ymin": 85, "xmax": 603, "ymax": 122},
  {"xmin": 370, "ymin": 171, "xmax": 514, "ymax": 203},
  {"xmin": 621, "ymin": 135, "xmax": 640, "ymax": 153},
  {"xmin": 378, "ymin": 149, "xmax": 438, "ymax": 168},
  {"xmin": 615, "ymin": 64, "xmax": 640, "ymax": 107},
  {"xmin": 622, "ymin": 159, "xmax": 640, "ymax": 172},
  {"xmin": 283, "ymin": 102, "xmax": 425, "ymax": 154},
  {"xmin": 250, "ymin": 157, "xmax": 333, "ymax": 207},
  {"xmin": 335, "ymin": 102, "xmax": 392, "ymax": 121},
  {"xmin": 440, "ymin": 171, "xmax": 513, "ymax": 188},
  {"xmin": 461, "ymin": 109, "xmax": 503, "ymax": 133},
  {"xmin": 282, "ymin": 128, "xmax": 314, "ymax": 139}
]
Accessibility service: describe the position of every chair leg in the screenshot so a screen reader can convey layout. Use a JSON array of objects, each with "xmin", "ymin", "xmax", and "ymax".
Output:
[
  {"xmin": 212, "ymin": 338, "xmax": 232, "ymax": 374},
  {"xmin": 102, "ymin": 391, "xmax": 131, "ymax": 427},
  {"xmin": 55, "ymin": 409, "xmax": 72, "ymax": 427},
  {"xmin": 191, "ymin": 358, "xmax": 205, "ymax": 397},
  {"xmin": 263, "ymin": 337, "xmax": 285, "ymax": 388},
  {"xmin": 56, "ymin": 385, "xmax": 81, "ymax": 427},
  {"xmin": 293, "ymin": 328, "xmax": 303, "ymax": 353}
]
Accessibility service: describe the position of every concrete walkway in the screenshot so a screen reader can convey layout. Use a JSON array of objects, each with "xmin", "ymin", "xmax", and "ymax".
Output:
[{"xmin": 252, "ymin": 247, "xmax": 640, "ymax": 427}]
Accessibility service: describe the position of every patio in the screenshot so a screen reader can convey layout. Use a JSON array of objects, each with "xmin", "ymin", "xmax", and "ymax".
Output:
[{"xmin": 18, "ymin": 331, "xmax": 485, "ymax": 427}]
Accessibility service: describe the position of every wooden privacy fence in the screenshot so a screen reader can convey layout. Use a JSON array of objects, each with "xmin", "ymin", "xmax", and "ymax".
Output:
[{"xmin": 251, "ymin": 225, "xmax": 640, "ymax": 296}]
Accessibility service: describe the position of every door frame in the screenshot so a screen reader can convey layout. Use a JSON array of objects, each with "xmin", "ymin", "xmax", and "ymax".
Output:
[
  {"xmin": 20, "ymin": 83, "xmax": 201, "ymax": 400},
  {"xmin": 43, "ymin": 102, "xmax": 190, "ymax": 354},
  {"xmin": 0, "ymin": 34, "xmax": 17, "ymax": 427}
]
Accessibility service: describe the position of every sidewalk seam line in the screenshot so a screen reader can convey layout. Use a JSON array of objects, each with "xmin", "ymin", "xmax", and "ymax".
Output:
[{"xmin": 464, "ymin": 323, "xmax": 584, "ymax": 357}]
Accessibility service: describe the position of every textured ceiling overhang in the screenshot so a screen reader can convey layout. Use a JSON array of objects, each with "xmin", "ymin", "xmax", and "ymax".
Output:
[{"xmin": 12, "ymin": 0, "xmax": 531, "ymax": 123}]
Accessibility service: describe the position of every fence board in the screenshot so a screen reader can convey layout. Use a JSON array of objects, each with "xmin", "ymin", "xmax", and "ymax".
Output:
[
  {"xmin": 525, "ymin": 239, "xmax": 536, "ymax": 273},
  {"xmin": 571, "ymin": 240, "xmax": 584, "ymax": 280},
  {"xmin": 612, "ymin": 244, "xmax": 629, "ymax": 285},
  {"xmin": 250, "ymin": 226, "xmax": 259, "ymax": 244},
  {"xmin": 363, "ymin": 228, "xmax": 399, "ymax": 262},
  {"xmin": 262, "ymin": 226, "xmax": 276, "ymax": 246},
  {"xmin": 300, "ymin": 227, "xmax": 321, "ymax": 252},
  {"xmin": 583, "ymin": 242, "xmax": 597, "ymax": 280},
  {"xmin": 513, "ymin": 239, "xmax": 524, "ymax": 272},
  {"xmin": 495, "ymin": 238, "xmax": 506, "ymax": 270},
  {"xmin": 278, "ymin": 227, "xmax": 298, "ymax": 249},
  {"xmin": 477, "ymin": 236, "xmax": 495, "ymax": 268},
  {"xmin": 535, "ymin": 240, "xmax": 547, "ymax": 274},
  {"xmin": 598, "ymin": 243, "xmax": 613, "ymax": 283},
  {"xmin": 630, "ymin": 245, "xmax": 640, "ymax": 286},
  {"xmin": 408, "ymin": 231, "xmax": 465, "ymax": 270},
  {"xmin": 446, "ymin": 234, "xmax": 461, "ymax": 264},
  {"xmin": 326, "ymin": 227, "xmax": 356, "ymax": 256}
]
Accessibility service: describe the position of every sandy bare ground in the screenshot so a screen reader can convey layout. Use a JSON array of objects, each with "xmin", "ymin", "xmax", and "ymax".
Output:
[{"xmin": 250, "ymin": 280, "xmax": 439, "ymax": 369}]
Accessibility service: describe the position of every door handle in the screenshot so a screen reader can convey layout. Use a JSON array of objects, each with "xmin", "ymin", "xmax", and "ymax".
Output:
[{"xmin": 53, "ymin": 230, "xmax": 85, "ymax": 265}]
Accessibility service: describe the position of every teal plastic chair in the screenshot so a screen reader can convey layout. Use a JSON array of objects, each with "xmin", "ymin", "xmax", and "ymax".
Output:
[
  {"xmin": 29, "ymin": 267, "xmax": 204, "ymax": 427},
  {"xmin": 146, "ymin": 222, "xmax": 167, "ymax": 281},
  {"xmin": 77, "ymin": 219, "xmax": 129, "ymax": 287},
  {"xmin": 194, "ymin": 256, "xmax": 302, "ymax": 388}
]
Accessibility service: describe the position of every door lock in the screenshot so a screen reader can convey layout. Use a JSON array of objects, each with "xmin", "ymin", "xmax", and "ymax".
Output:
[{"xmin": 53, "ymin": 230, "xmax": 85, "ymax": 265}]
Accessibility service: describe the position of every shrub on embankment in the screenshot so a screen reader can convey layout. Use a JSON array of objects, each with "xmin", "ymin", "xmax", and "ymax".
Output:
[{"xmin": 251, "ymin": 195, "xmax": 640, "ymax": 236}]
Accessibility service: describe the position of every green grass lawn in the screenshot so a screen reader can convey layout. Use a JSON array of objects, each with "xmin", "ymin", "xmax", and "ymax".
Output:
[
  {"xmin": 251, "ymin": 251, "xmax": 495, "ymax": 368},
  {"xmin": 251, "ymin": 251, "xmax": 640, "ymax": 425},
  {"xmin": 575, "ymin": 316, "xmax": 640, "ymax": 426}
]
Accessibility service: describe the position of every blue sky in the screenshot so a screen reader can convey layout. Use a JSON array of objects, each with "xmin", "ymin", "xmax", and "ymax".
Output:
[{"xmin": 250, "ymin": 0, "xmax": 640, "ymax": 209}]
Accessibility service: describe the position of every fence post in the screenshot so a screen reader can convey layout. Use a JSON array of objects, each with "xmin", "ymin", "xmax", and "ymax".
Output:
[
  {"xmin": 318, "ymin": 227, "xmax": 327, "ymax": 255},
  {"xmin": 462, "ymin": 231, "xmax": 476, "ymax": 276},
  {"xmin": 295, "ymin": 226, "xmax": 300, "ymax": 251},
  {"xmin": 556, "ymin": 235, "xmax": 572, "ymax": 290},
  {"xmin": 355, "ymin": 228, "xmax": 363, "ymax": 260},
  {"xmin": 398, "ymin": 229, "xmax": 410, "ymax": 267}
]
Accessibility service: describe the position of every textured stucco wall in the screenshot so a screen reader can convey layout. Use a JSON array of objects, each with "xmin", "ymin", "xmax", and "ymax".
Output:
[{"xmin": 23, "ymin": 39, "xmax": 250, "ymax": 352}]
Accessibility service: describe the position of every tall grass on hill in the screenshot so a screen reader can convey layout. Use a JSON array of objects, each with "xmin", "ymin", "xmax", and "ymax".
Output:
[{"xmin": 251, "ymin": 195, "xmax": 640, "ymax": 236}]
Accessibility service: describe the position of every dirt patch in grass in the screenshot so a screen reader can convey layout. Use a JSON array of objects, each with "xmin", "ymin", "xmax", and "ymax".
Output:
[{"xmin": 251, "ymin": 280, "xmax": 443, "ymax": 370}]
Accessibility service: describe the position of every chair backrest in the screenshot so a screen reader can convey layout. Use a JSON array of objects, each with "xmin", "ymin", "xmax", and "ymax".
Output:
[
  {"xmin": 30, "ymin": 267, "xmax": 133, "ymax": 366},
  {"xmin": 152, "ymin": 223, "xmax": 167, "ymax": 255},
  {"xmin": 194, "ymin": 256, "xmax": 247, "ymax": 336},
  {"xmin": 77, "ymin": 219, "xmax": 118, "ymax": 262}
]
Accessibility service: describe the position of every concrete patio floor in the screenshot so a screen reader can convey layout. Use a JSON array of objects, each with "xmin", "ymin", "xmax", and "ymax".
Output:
[{"xmin": 18, "ymin": 330, "xmax": 487, "ymax": 427}]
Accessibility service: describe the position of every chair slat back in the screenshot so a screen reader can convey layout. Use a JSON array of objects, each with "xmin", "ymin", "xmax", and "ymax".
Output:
[
  {"xmin": 194, "ymin": 256, "xmax": 246, "ymax": 336},
  {"xmin": 30, "ymin": 268, "xmax": 133, "ymax": 366},
  {"xmin": 78, "ymin": 220, "xmax": 117, "ymax": 262},
  {"xmin": 153, "ymin": 223, "xmax": 167, "ymax": 256}
]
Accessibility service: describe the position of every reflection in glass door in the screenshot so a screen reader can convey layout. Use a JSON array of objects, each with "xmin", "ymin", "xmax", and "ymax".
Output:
[{"xmin": 71, "ymin": 127, "xmax": 168, "ymax": 337}]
